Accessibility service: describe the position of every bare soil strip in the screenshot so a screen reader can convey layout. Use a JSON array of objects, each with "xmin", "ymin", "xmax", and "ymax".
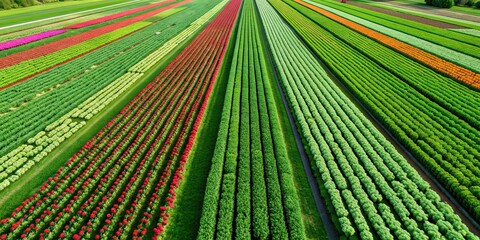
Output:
[{"xmin": 349, "ymin": 1, "xmax": 468, "ymax": 28}]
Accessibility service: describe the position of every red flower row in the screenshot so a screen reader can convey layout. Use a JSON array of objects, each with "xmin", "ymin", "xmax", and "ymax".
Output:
[
  {"xmin": 0, "ymin": 0, "xmax": 189, "ymax": 69},
  {"xmin": 0, "ymin": 0, "xmax": 241, "ymax": 239}
]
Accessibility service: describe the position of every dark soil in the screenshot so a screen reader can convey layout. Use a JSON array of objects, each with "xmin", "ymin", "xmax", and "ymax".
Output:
[{"xmin": 348, "ymin": 1, "xmax": 468, "ymax": 28}]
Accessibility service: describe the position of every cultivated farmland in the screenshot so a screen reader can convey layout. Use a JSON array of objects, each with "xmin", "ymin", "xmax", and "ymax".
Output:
[{"xmin": 0, "ymin": 0, "xmax": 479, "ymax": 239}]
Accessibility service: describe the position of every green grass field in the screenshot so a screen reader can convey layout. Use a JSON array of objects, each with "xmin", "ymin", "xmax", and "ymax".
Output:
[{"xmin": 0, "ymin": 0, "xmax": 150, "ymax": 28}]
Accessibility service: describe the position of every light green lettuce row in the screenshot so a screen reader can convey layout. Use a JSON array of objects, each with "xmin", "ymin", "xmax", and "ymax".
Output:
[
  {"xmin": 0, "ymin": 21, "xmax": 151, "ymax": 88},
  {"xmin": 305, "ymin": 0, "xmax": 480, "ymax": 73}
]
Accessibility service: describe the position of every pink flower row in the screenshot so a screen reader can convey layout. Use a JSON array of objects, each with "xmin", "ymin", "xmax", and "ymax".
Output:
[{"xmin": 0, "ymin": 30, "xmax": 66, "ymax": 51}]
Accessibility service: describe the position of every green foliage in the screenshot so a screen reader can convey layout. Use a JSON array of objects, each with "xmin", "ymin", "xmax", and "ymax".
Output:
[
  {"xmin": 264, "ymin": 0, "xmax": 480, "ymax": 238},
  {"xmin": 281, "ymin": 0, "xmax": 480, "ymax": 224},
  {"xmin": 465, "ymin": 0, "xmax": 476, "ymax": 6},
  {"xmin": 198, "ymin": 0, "xmax": 311, "ymax": 238},
  {"xmin": 431, "ymin": 0, "xmax": 454, "ymax": 8},
  {"xmin": 1, "ymin": 0, "xmax": 12, "ymax": 9}
]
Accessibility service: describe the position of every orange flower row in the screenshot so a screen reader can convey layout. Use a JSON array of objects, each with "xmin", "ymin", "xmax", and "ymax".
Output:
[{"xmin": 295, "ymin": 0, "xmax": 480, "ymax": 89}]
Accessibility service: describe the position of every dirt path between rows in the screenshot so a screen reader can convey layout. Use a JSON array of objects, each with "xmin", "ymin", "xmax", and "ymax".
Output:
[
  {"xmin": 362, "ymin": 0, "xmax": 480, "ymax": 23},
  {"xmin": 349, "ymin": 1, "xmax": 468, "ymax": 28},
  {"xmin": 285, "ymin": 0, "xmax": 480, "ymax": 234},
  {"xmin": 255, "ymin": 2, "xmax": 339, "ymax": 240}
]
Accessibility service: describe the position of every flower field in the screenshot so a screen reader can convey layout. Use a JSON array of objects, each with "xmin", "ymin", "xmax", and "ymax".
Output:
[{"xmin": 0, "ymin": 0, "xmax": 479, "ymax": 239}]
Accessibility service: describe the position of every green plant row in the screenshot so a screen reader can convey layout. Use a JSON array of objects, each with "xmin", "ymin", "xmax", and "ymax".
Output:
[
  {"xmin": 0, "ymin": 7, "xmax": 186, "ymax": 114},
  {"xmin": 0, "ymin": 22, "xmax": 151, "ymax": 87},
  {"xmin": 260, "ymin": 0, "xmax": 478, "ymax": 238},
  {"xmin": 311, "ymin": 0, "xmax": 480, "ymax": 55},
  {"xmin": 0, "ymin": 0, "xmax": 171, "ymax": 56},
  {"xmin": 0, "ymin": 2, "xmax": 215, "ymax": 159},
  {"xmin": 197, "ymin": 0, "xmax": 308, "ymax": 239},
  {"xmin": 278, "ymin": 0, "xmax": 480, "ymax": 223},
  {"xmin": 289, "ymin": 1, "xmax": 480, "ymax": 131},
  {"xmin": 359, "ymin": 0, "xmax": 480, "ymax": 29}
]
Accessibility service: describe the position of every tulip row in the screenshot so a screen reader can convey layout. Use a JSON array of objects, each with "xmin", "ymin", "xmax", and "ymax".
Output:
[
  {"xmin": 309, "ymin": 0, "xmax": 480, "ymax": 52},
  {"xmin": 198, "ymin": 0, "xmax": 306, "ymax": 239},
  {"xmin": 259, "ymin": 0, "xmax": 477, "ymax": 239},
  {"xmin": 0, "ymin": 30, "xmax": 67, "ymax": 51},
  {"xmin": 303, "ymin": 0, "xmax": 480, "ymax": 70},
  {"xmin": 0, "ymin": 0, "xmax": 224, "ymax": 193},
  {"xmin": 0, "ymin": 0, "xmax": 239, "ymax": 239},
  {"xmin": 64, "ymin": 0, "xmax": 174, "ymax": 29},
  {"xmin": 277, "ymin": 0, "xmax": 480, "ymax": 222},
  {"xmin": 0, "ymin": 1, "xmax": 189, "ymax": 70},
  {"xmin": 0, "ymin": 2, "xmax": 212, "ymax": 159},
  {"xmin": 283, "ymin": 1, "xmax": 480, "ymax": 131},
  {"xmin": 0, "ymin": 9, "xmax": 119, "ymax": 43},
  {"xmin": 0, "ymin": 0, "xmax": 171, "ymax": 52},
  {"xmin": 0, "ymin": 22, "xmax": 151, "ymax": 88},
  {"xmin": 295, "ymin": 0, "xmax": 480, "ymax": 88}
]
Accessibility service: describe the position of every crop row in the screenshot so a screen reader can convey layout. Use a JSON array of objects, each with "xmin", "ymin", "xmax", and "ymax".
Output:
[
  {"xmin": 278, "ymin": 0, "xmax": 480, "ymax": 222},
  {"xmin": 0, "ymin": 12, "xmax": 118, "ymax": 43},
  {"xmin": 295, "ymin": 0, "xmax": 480, "ymax": 88},
  {"xmin": 0, "ymin": 1, "xmax": 215, "ymax": 159},
  {"xmin": 452, "ymin": 29, "xmax": 480, "ymax": 38},
  {"xmin": 0, "ymin": 0, "xmax": 228, "ymax": 194},
  {"xmin": 0, "ymin": 2, "xmax": 191, "ymax": 88},
  {"xmin": 0, "ymin": 1, "xmax": 188, "ymax": 70},
  {"xmin": 0, "ymin": 6, "xmax": 189, "ymax": 111},
  {"xmin": 198, "ymin": 0, "xmax": 305, "ymax": 239},
  {"xmin": 287, "ymin": 1, "xmax": 480, "ymax": 131},
  {"xmin": 0, "ymin": 73, "xmax": 139, "ymax": 192},
  {"xmin": 65, "ymin": 0, "xmax": 175, "ymax": 29},
  {"xmin": 259, "ymin": 0, "xmax": 477, "ymax": 239},
  {"xmin": 0, "ymin": 30, "xmax": 67, "ymax": 51},
  {"xmin": 303, "ymin": 0, "xmax": 480, "ymax": 71},
  {"xmin": 0, "ymin": 0, "xmax": 164, "ymax": 50},
  {"xmin": 309, "ymin": 0, "xmax": 480, "ymax": 52},
  {"xmin": 0, "ymin": 22, "xmax": 151, "ymax": 88},
  {"xmin": 0, "ymin": 0, "xmax": 239, "ymax": 239}
]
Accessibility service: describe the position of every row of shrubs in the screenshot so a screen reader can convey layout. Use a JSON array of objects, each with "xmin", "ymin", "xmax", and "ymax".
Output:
[
  {"xmin": 461, "ymin": 0, "xmax": 480, "ymax": 8},
  {"xmin": 0, "ymin": 0, "xmax": 69, "ymax": 10},
  {"xmin": 426, "ymin": 0, "xmax": 480, "ymax": 8}
]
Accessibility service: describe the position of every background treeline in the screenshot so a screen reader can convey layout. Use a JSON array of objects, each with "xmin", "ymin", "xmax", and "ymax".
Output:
[{"xmin": 0, "ymin": 0, "xmax": 72, "ymax": 10}]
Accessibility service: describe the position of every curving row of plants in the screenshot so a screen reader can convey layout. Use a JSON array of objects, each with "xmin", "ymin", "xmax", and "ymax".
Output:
[
  {"xmin": 197, "ymin": 0, "xmax": 308, "ymax": 239},
  {"xmin": 276, "ymin": 0, "xmax": 480, "ymax": 222},
  {"xmin": 0, "ymin": 0, "xmax": 240, "ymax": 239},
  {"xmin": 258, "ymin": 0, "xmax": 477, "ymax": 238}
]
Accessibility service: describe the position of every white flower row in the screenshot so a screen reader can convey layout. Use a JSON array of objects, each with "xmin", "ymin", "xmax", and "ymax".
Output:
[{"xmin": 304, "ymin": 0, "xmax": 480, "ymax": 73}]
